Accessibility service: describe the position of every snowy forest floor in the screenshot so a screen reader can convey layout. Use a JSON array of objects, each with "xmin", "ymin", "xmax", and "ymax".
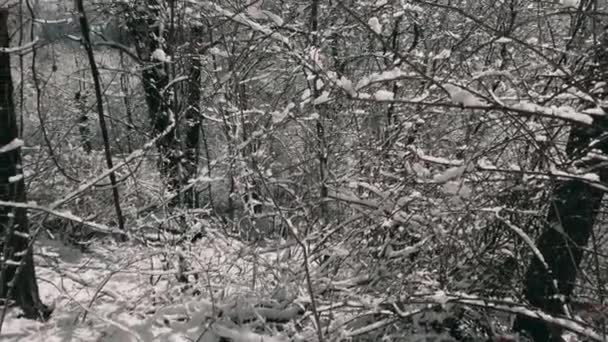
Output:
[{"xmin": 1, "ymin": 226, "xmax": 322, "ymax": 342}]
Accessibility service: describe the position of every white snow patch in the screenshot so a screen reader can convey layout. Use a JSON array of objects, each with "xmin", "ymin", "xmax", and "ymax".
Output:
[
  {"xmin": 316, "ymin": 78, "xmax": 324, "ymax": 90},
  {"xmin": 374, "ymin": 89, "xmax": 394, "ymax": 101},
  {"xmin": 356, "ymin": 68, "xmax": 408, "ymax": 90},
  {"xmin": 582, "ymin": 106, "xmax": 606, "ymax": 116},
  {"xmin": 272, "ymin": 103, "xmax": 294, "ymax": 124},
  {"xmin": 477, "ymin": 157, "xmax": 495, "ymax": 169},
  {"xmin": 262, "ymin": 10, "xmax": 285, "ymax": 26},
  {"xmin": 582, "ymin": 173, "xmax": 600, "ymax": 182},
  {"xmin": 412, "ymin": 162, "xmax": 430, "ymax": 178},
  {"xmin": 443, "ymin": 181, "xmax": 472, "ymax": 198},
  {"xmin": 414, "ymin": 148, "xmax": 463, "ymax": 166},
  {"xmin": 213, "ymin": 4, "xmax": 290, "ymax": 47},
  {"xmin": 402, "ymin": 3, "xmax": 423, "ymax": 12},
  {"xmin": 337, "ymin": 76, "xmax": 356, "ymax": 97},
  {"xmin": 151, "ymin": 48, "xmax": 170, "ymax": 62},
  {"xmin": 8, "ymin": 174, "xmax": 23, "ymax": 183},
  {"xmin": 511, "ymin": 102, "xmax": 593, "ymax": 125},
  {"xmin": 301, "ymin": 89, "xmax": 311, "ymax": 101},
  {"xmin": 246, "ymin": 3, "xmax": 265, "ymax": 19},
  {"xmin": 431, "ymin": 290, "xmax": 450, "ymax": 305},
  {"xmin": 561, "ymin": 0, "xmax": 580, "ymax": 8},
  {"xmin": 368, "ymin": 17, "xmax": 382, "ymax": 34},
  {"xmin": 443, "ymin": 84, "xmax": 487, "ymax": 107},
  {"xmin": 309, "ymin": 47, "xmax": 324, "ymax": 68},
  {"xmin": 34, "ymin": 18, "xmax": 72, "ymax": 24},
  {"xmin": 433, "ymin": 49, "xmax": 451, "ymax": 60},
  {"xmin": 209, "ymin": 47, "xmax": 229, "ymax": 57},
  {"xmin": 313, "ymin": 91, "xmax": 331, "ymax": 105},
  {"xmin": 433, "ymin": 165, "xmax": 466, "ymax": 183},
  {"xmin": 0, "ymin": 139, "xmax": 24, "ymax": 154}
]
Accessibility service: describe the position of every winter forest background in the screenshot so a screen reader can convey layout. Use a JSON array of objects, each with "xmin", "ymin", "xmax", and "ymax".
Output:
[{"xmin": 0, "ymin": 0, "xmax": 607, "ymax": 341}]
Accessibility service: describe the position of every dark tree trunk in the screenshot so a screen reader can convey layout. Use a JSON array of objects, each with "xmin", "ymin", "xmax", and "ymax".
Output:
[
  {"xmin": 125, "ymin": 1, "xmax": 179, "ymax": 192},
  {"xmin": 76, "ymin": 0, "xmax": 125, "ymax": 236},
  {"xmin": 513, "ymin": 122, "xmax": 608, "ymax": 341},
  {"xmin": 310, "ymin": 0, "xmax": 328, "ymax": 212},
  {"xmin": 181, "ymin": 25, "xmax": 203, "ymax": 208},
  {"xmin": 75, "ymin": 91, "xmax": 92, "ymax": 154},
  {"xmin": 119, "ymin": 53, "xmax": 135, "ymax": 154},
  {"xmin": 0, "ymin": 8, "xmax": 51, "ymax": 322},
  {"xmin": 513, "ymin": 15, "xmax": 608, "ymax": 342},
  {"xmin": 142, "ymin": 65, "xmax": 179, "ymax": 190}
]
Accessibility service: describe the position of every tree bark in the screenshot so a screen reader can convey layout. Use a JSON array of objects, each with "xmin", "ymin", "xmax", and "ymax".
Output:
[
  {"xmin": 75, "ymin": 91, "xmax": 92, "ymax": 154},
  {"xmin": 125, "ymin": 1, "xmax": 179, "ymax": 192},
  {"xmin": 513, "ymin": 11, "xmax": 608, "ymax": 341},
  {"xmin": 76, "ymin": 0, "xmax": 125, "ymax": 236},
  {"xmin": 513, "ymin": 122, "xmax": 608, "ymax": 341},
  {"xmin": 0, "ymin": 8, "xmax": 51, "ymax": 322},
  {"xmin": 310, "ymin": 0, "xmax": 328, "ymax": 213},
  {"xmin": 181, "ymin": 25, "xmax": 203, "ymax": 208}
]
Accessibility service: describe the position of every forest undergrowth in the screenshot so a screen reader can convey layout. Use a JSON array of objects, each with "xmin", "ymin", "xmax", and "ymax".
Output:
[
  {"xmin": 4, "ymin": 1, "xmax": 608, "ymax": 341},
  {"xmin": 3, "ymin": 226, "xmax": 311, "ymax": 342}
]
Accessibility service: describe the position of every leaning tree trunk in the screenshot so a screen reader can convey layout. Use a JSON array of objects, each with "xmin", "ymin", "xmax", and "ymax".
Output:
[
  {"xmin": 513, "ymin": 36, "xmax": 608, "ymax": 342},
  {"xmin": 75, "ymin": 0, "xmax": 125, "ymax": 235},
  {"xmin": 0, "ymin": 8, "xmax": 51, "ymax": 322}
]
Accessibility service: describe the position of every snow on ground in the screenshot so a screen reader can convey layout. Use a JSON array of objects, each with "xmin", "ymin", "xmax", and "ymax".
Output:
[{"xmin": 1, "ymin": 229, "xmax": 300, "ymax": 342}]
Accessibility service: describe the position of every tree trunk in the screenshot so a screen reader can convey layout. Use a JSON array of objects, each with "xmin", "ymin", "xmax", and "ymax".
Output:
[
  {"xmin": 513, "ymin": 122, "xmax": 608, "ymax": 341},
  {"xmin": 125, "ymin": 1, "xmax": 180, "ymax": 192},
  {"xmin": 76, "ymin": 0, "xmax": 125, "ymax": 236},
  {"xmin": 513, "ymin": 12, "xmax": 608, "ymax": 341},
  {"xmin": 0, "ymin": 8, "xmax": 51, "ymax": 322},
  {"xmin": 310, "ymin": 0, "xmax": 328, "ymax": 213},
  {"xmin": 181, "ymin": 25, "xmax": 203, "ymax": 208},
  {"xmin": 75, "ymin": 91, "xmax": 92, "ymax": 154},
  {"xmin": 74, "ymin": 61, "xmax": 92, "ymax": 154}
]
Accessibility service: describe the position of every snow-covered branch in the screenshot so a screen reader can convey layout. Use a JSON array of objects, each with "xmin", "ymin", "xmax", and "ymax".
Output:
[
  {"xmin": 0, "ymin": 200, "xmax": 124, "ymax": 236},
  {"xmin": 404, "ymin": 292, "xmax": 604, "ymax": 341},
  {"xmin": 0, "ymin": 38, "xmax": 39, "ymax": 54}
]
